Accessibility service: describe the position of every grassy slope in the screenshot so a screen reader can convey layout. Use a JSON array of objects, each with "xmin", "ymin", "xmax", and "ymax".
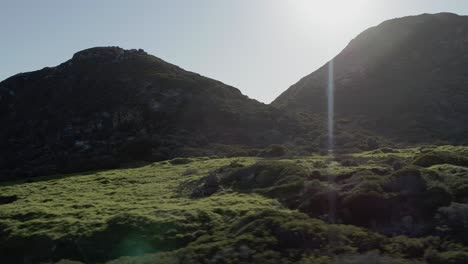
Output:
[
  {"xmin": 0, "ymin": 157, "xmax": 276, "ymax": 238},
  {"xmin": 1, "ymin": 146, "xmax": 468, "ymax": 263},
  {"xmin": 0, "ymin": 157, "xmax": 285, "ymax": 261}
]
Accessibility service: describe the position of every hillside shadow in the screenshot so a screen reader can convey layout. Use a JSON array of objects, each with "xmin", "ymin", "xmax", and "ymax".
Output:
[{"xmin": 0, "ymin": 161, "xmax": 152, "ymax": 187}]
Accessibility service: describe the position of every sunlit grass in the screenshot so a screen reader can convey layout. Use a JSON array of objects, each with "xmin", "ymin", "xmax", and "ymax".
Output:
[
  {"xmin": 0, "ymin": 157, "xmax": 278, "ymax": 239},
  {"xmin": 1, "ymin": 146, "xmax": 468, "ymax": 263}
]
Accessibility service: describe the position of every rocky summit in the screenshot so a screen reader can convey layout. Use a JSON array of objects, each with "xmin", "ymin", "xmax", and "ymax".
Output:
[
  {"xmin": 0, "ymin": 47, "xmax": 309, "ymax": 179},
  {"xmin": 273, "ymin": 13, "xmax": 468, "ymax": 145}
]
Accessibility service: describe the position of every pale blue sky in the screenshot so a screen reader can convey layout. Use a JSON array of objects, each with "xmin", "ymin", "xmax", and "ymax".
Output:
[{"xmin": 1, "ymin": 0, "xmax": 468, "ymax": 103}]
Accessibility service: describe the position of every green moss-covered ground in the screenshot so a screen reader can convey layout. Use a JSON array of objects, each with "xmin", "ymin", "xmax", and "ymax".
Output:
[{"xmin": 1, "ymin": 146, "xmax": 468, "ymax": 263}]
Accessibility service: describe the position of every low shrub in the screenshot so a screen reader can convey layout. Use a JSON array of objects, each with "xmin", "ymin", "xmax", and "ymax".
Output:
[
  {"xmin": 169, "ymin": 158, "xmax": 193, "ymax": 165},
  {"xmin": 342, "ymin": 191, "xmax": 394, "ymax": 226},
  {"xmin": 421, "ymin": 183, "xmax": 452, "ymax": 211},
  {"xmin": 383, "ymin": 168, "xmax": 426, "ymax": 194},
  {"xmin": 191, "ymin": 173, "xmax": 220, "ymax": 198},
  {"xmin": 366, "ymin": 137, "xmax": 380, "ymax": 150},
  {"xmin": 380, "ymin": 148, "xmax": 397, "ymax": 153},
  {"xmin": 212, "ymin": 144, "xmax": 260, "ymax": 157},
  {"xmin": 339, "ymin": 159, "xmax": 359, "ymax": 167},
  {"xmin": 259, "ymin": 145, "xmax": 289, "ymax": 157},
  {"xmin": 336, "ymin": 251, "xmax": 397, "ymax": 264},
  {"xmin": 221, "ymin": 161, "xmax": 307, "ymax": 190},
  {"xmin": 386, "ymin": 236, "xmax": 426, "ymax": 259},
  {"xmin": 413, "ymin": 152, "xmax": 468, "ymax": 167},
  {"xmin": 117, "ymin": 138, "xmax": 153, "ymax": 161},
  {"xmin": 382, "ymin": 156, "xmax": 405, "ymax": 171},
  {"xmin": 0, "ymin": 195, "xmax": 17, "ymax": 205},
  {"xmin": 182, "ymin": 168, "xmax": 198, "ymax": 175},
  {"xmin": 453, "ymin": 184, "xmax": 468, "ymax": 202},
  {"xmin": 425, "ymin": 249, "xmax": 468, "ymax": 264},
  {"xmin": 435, "ymin": 203, "xmax": 468, "ymax": 243}
]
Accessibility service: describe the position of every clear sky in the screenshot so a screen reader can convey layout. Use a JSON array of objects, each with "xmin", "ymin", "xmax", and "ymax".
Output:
[{"xmin": 1, "ymin": 0, "xmax": 468, "ymax": 103}]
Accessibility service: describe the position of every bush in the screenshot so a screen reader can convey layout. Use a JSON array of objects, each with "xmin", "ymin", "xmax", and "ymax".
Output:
[
  {"xmin": 222, "ymin": 161, "xmax": 307, "ymax": 190},
  {"xmin": 182, "ymin": 168, "xmax": 198, "ymax": 175},
  {"xmin": 352, "ymin": 181, "xmax": 384, "ymax": 193},
  {"xmin": 336, "ymin": 251, "xmax": 396, "ymax": 264},
  {"xmin": 387, "ymin": 236, "xmax": 426, "ymax": 258},
  {"xmin": 0, "ymin": 195, "xmax": 17, "ymax": 205},
  {"xmin": 425, "ymin": 249, "xmax": 468, "ymax": 264},
  {"xmin": 366, "ymin": 138, "xmax": 380, "ymax": 150},
  {"xmin": 228, "ymin": 160, "xmax": 244, "ymax": 168},
  {"xmin": 342, "ymin": 191, "xmax": 394, "ymax": 225},
  {"xmin": 382, "ymin": 156, "xmax": 405, "ymax": 171},
  {"xmin": 117, "ymin": 139, "xmax": 153, "ymax": 161},
  {"xmin": 212, "ymin": 144, "xmax": 259, "ymax": 157},
  {"xmin": 259, "ymin": 145, "xmax": 289, "ymax": 157},
  {"xmin": 339, "ymin": 159, "xmax": 359, "ymax": 167},
  {"xmin": 413, "ymin": 152, "xmax": 468, "ymax": 167},
  {"xmin": 231, "ymin": 210, "xmax": 328, "ymax": 250},
  {"xmin": 435, "ymin": 203, "xmax": 468, "ymax": 243},
  {"xmin": 380, "ymin": 148, "xmax": 397, "ymax": 153},
  {"xmin": 383, "ymin": 168, "xmax": 426, "ymax": 194},
  {"xmin": 454, "ymin": 184, "xmax": 468, "ymax": 202},
  {"xmin": 422, "ymin": 183, "xmax": 452, "ymax": 211},
  {"xmin": 191, "ymin": 173, "xmax": 220, "ymax": 198},
  {"xmin": 169, "ymin": 158, "xmax": 193, "ymax": 165}
]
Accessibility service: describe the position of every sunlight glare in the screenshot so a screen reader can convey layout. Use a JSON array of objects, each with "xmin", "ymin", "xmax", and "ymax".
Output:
[{"xmin": 289, "ymin": 0, "xmax": 373, "ymax": 28}]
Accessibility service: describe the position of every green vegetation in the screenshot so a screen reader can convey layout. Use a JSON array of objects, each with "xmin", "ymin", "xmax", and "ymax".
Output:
[
  {"xmin": 413, "ymin": 151, "xmax": 468, "ymax": 167},
  {"xmin": 0, "ymin": 146, "xmax": 467, "ymax": 263},
  {"xmin": 259, "ymin": 144, "xmax": 289, "ymax": 157}
]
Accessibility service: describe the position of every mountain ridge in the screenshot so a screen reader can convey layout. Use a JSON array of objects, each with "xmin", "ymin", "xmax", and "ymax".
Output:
[
  {"xmin": 272, "ymin": 12, "xmax": 468, "ymax": 144},
  {"xmin": 0, "ymin": 46, "xmax": 314, "ymax": 179}
]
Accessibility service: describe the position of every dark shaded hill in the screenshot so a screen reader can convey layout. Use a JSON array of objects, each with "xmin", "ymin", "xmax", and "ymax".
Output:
[
  {"xmin": 0, "ymin": 47, "xmax": 310, "ymax": 179},
  {"xmin": 273, "ymin": 13, "xmax": 468, "ymax": 145}
]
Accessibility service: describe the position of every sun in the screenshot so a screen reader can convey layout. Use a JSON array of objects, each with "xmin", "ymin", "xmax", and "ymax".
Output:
[{"xmin": 288, "ymin": 0, "xmax": 373, "ymax": 28}]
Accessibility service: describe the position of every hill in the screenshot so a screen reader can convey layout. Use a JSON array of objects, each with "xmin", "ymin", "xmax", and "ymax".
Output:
[
  {"xmin": 273, "ymin": 13, "xmax": 468, "ymax": 145},
  {"xmin": 0, "ymin": 47, "xmax": 312, "ymax": 179}
]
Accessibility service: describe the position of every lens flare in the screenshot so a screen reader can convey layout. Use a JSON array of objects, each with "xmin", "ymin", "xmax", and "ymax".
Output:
[
  {"xmin": 327, "ymin": 59, "xmax": 334, "ymax": 154},
  {"xmin": 327, "ymin": 59, "xmax": 336, "ymax": 226}
]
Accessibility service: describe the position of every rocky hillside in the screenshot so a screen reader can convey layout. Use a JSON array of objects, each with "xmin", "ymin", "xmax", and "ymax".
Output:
[
  {"xmin": 273, "ymin": 13, "xmax": 468, "ymax": 145},
  {"xmin": 0, "ymin": 47, "xmax": 310, "ymax": 179}
]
